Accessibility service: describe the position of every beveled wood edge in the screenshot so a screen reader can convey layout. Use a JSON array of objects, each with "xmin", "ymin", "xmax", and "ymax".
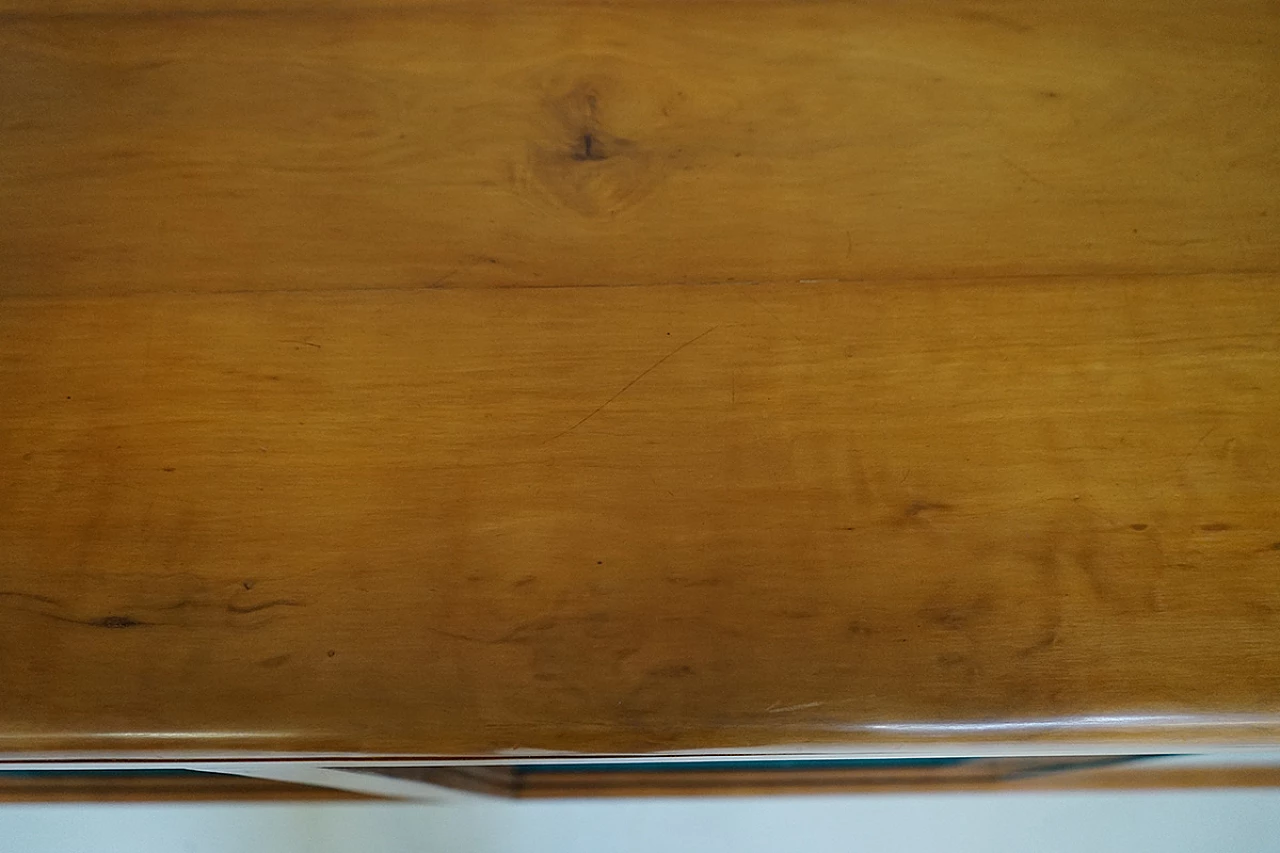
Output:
[
  {"xmin": 0, "ymin": 771, "xmax": 378, "ymax": 802},
  {"xmin": 8, "ymin": 741, "xmax": 1280, "ymax": 769},
  {"xmin": 367, "ymin": 756, "xmax": 1280, "ymax": 798}
]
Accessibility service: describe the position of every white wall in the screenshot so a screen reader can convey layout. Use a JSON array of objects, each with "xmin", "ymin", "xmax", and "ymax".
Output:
[{"xmin": 3, "ymin": 791, "xmax": 1280, "ymax": 853}]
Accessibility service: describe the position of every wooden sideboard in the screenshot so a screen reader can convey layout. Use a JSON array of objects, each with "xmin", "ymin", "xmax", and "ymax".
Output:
[{"xmin": 1, "ymin": 0, "xmax": 1278, "ymax": 799}]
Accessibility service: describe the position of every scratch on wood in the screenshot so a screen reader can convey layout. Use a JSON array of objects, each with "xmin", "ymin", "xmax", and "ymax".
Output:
[
  {"xmin": 548, "ymin": 325, "xmax": 719, "ymax": 442},
  {"xmin": 766, "ymin": 700, "xmax": 825, "ymax": 713},
  {"xmin": 427, "ymin": 268, "xmax": 460, "ymax": 288},
  {"xmin": 227, "ymin": 598, "xmax": 304, "ymax": 614},
  {"xmin": 0, "ymin": 590, "xmax": 61, "ymax": 606}
]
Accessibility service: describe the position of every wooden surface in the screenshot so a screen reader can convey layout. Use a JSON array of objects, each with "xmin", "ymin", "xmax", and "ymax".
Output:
[
  {"xmin": 0, "ymin": 770, "xmax": 375, "ymax": 802},
  {"xmin": 2, "ymin": 0, "xmax": 1278, "ymax": 296},
  {"xmin": 1, "ymin": 0, "xmax": 1279, "ymax": 760}
]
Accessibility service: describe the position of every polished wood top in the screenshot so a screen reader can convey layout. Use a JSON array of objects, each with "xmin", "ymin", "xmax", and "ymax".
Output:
[{"xmin": 1, "ymin": 0, "xmax": 1278, "ymax": 759}]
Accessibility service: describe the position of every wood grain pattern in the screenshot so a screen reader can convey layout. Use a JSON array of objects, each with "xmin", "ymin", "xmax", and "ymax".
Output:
[
  {"xmin": 2, "ymin": 276, "xmax": 1279, "ymax": 756},
  {"xmin": 2, "ymin": 0, "xmax": 1280, "ymax": 761},
  {"xmin": 1, "ymin": 0, "xmax": 1277, "ymax": 297}
]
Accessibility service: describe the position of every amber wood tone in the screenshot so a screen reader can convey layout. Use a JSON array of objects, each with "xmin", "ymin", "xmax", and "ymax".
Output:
[
  {"xmin": 1, "ymin": 0, "xmax": 1280, "ymax": 764},
  {"xmin": 1, "ymin": 0, "xmax": 1277, "ymax": 298},
  {"xmin": 3, "ymin": 277, "xmax": 1279, "ymax": 757}
]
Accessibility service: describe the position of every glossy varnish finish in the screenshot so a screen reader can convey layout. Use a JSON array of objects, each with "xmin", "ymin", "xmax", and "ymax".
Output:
[{"xmin": 1, "ymin": 0, "xmax": 1279, "ymax": 760}]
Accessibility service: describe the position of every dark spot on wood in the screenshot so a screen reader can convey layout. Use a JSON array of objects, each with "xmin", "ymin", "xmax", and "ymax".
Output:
[
  {"xmin": 242, "ymin": 580, "xmax": 255, "ymax": 590},
  {"xmin": 94, "ymin": 615, "xmax": 142, "ymax": 629},
  {"xmin": 919, "ymin": 597, "xmax": 993, "ymax": 631},
  {"xmin": 162, "ymin": 467, "xmax": 176, "ymax": 472},
  {"xmin": 846, "ymin": 620, "xmax": 872, "ymax": 636},
  {"xmin": 650, "ymin": 663, "xmax": 693, "ymax": 678},
  {"xmin": 327, "ymin": 649, "xmax": 336, "ymax": 657},
  {"xmin": 923, "ymin": 608, "xmax": 969, "ymax": 629},
  {"xmin": 259, "ymin": 654, "xmax": 291, "ymax": 668},
  {"xmin": 1270, "ymin": 542, "xmax": 1280, "ymax": 551},
  {"xmin": 596, "ymin": 560, "xmax": 604, "ymax": 565},
  {"xmin": 1201, "ymin": 523, "xmax": 1231, "ymax": 531},
  {"xmin": 572, "ymin": 132, "xmax": 606, "ymax": 162},
  {"xmin": 1130, "ymin": 523, "xmax": 1148, "ymax": 531},
  {"xmin": 1041, "ymin": 90, "xmax": 1060, "ymax": 98},
  {"xmin": 513, "ymin": 575, "xmax": 537, "ymax": 588},
  {"xmin": 65, "ymin": 396, "xmax": 71, "ymax": 400},
  {"xmin": 21, "ymin": 452, "xmax": 33, "ymax": 461}
]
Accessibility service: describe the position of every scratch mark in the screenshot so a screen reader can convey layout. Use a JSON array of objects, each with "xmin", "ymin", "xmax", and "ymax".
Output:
[
  {"xmin": 767, "ymin": 701, "xmax": 825, "ymax": 713},
  {"xmin": 427, "ymin": 621, "xmax": 545, "ymax": 645},
  {"xmin": 227, "ymin": 598, "xmax": 303, "ymax": 614},
  {"xmin": 744, "ymin": 292, "xmax": 806, "ymax": 344},
  {"xmin": 1179, "ymin": 424, "xmax": 1220, "ymax": 477},
  {"xmin": 0, "ymin": 590, "xmax": 60, "ymax": 606},
  {"xmin": 279, "ymin": 339, "xmax": 321, "ymax": 349},
  {"xmin": 427, "ymin": 268, "xmax": 460, "ymax": 289},
  {"xmin": 1190, "ymin": 425, "xmax": 1218, "ymax": 459},
  {"xmin": 845, "ymin": 230, "xmax": 852, "ymax": 258},
  {"xmin": 549, "ymin": 326, "xmax": 718, "ymax": 442}
]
